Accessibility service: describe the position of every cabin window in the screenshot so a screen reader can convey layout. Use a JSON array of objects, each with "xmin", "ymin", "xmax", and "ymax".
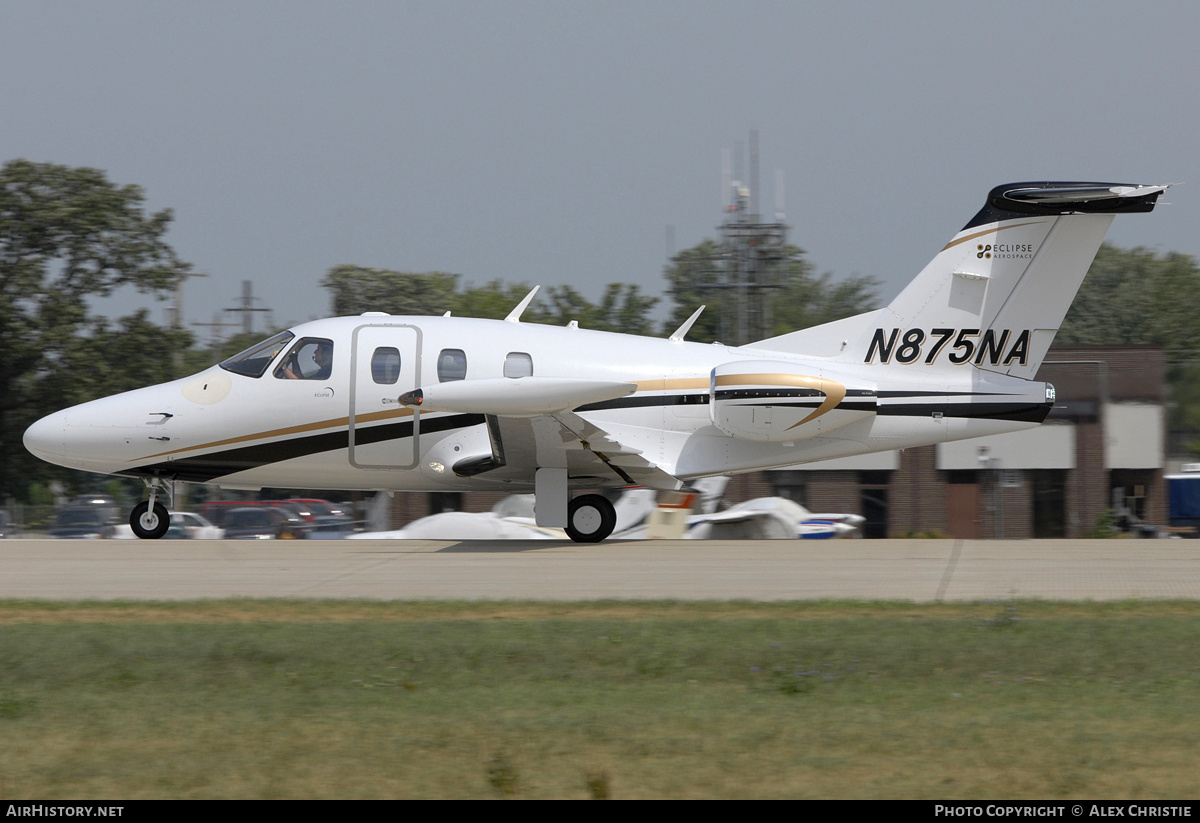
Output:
[
  {"xmin": 503, "ymin": 352, "xmax": 533, "ymax": 378},
  {"xmin": 437, "ymin": 348, "xmax": 467, "ymax": 382},
  {"xmin": 219, "ymin": 331, "xmax": 295, "ymax": 378},
  {"xmin": 371, "ymin": 347, "xmax": 401, "ymax": 384},
  {"xmin": 274, "ymin": 338, "xmax": 335, "ymax": 380}
]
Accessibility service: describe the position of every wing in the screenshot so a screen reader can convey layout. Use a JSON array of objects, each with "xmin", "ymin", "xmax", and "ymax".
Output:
[
  {"xmin": 402, "ymin": 376, "xmax": 689, "ymax": 491},
  {"xmin": 545, "ymin": 411, "xmax": 687, "ymax": 491},
  {"xmin": 470, "ymin": 412, "xmax": 685, "ymax": 491}
]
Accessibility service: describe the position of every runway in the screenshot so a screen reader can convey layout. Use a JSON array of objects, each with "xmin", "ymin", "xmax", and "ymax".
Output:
[{"xmin": 1, "ymin": 538, "xmax": 1199, "ymax": 601}]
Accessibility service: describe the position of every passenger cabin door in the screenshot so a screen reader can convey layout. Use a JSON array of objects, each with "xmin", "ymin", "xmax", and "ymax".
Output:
[{"xmin": 349, "ymin": 323, "xmax": 422, "ymax": 469}]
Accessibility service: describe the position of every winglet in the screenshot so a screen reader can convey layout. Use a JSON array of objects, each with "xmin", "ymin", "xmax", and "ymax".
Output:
[
  {"xmin": 505, "ymin": 286, "xmax": 541, "ymax": 323},
  {"xmin": 669, "ymin": 305, "xmax": 705, "ymax": 343}
]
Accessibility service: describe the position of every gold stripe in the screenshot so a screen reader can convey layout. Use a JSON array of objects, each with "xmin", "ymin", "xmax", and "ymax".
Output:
[
  {"xmin": 713, "ymin": 373, "xmax": 847, "ymax": 429},
  {"xmin": 940, "ymin": 221, "xmax": 1044, "ymax": 252},
  {"xmin": 634, "ymin": 377, "xmax": 711, "ymax": 391}
]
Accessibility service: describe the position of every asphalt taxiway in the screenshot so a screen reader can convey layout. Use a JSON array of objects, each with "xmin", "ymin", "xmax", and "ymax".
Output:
[{"xmin": 1, "ymin": 538, "xmax": 1198, "ymax": 601}]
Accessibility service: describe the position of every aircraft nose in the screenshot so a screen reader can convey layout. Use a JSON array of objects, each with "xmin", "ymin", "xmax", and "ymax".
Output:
[
  {"xmin": 23, "ymin": 382, "xmax": 188, "ymax": 474},
  {"xmin": 23, "ymin": 409, "xmax": 69, "ymax": 463}
]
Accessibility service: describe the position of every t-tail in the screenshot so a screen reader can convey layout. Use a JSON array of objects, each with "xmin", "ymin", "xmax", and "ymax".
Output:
[{"xmin": 755, "ymin": 181, "xmax": 1170, "ymax": 377}]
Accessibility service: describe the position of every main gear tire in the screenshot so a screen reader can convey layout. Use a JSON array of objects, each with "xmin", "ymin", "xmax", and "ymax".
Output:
[{"xmin": 565, "ymin": 494, "xmax": 617, "ymax": 543}]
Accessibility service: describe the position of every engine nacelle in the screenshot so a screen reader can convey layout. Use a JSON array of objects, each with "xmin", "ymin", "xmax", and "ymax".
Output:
[{"xmin": 710, "ymin": 360, "xmax": 875, "ymax": 443}]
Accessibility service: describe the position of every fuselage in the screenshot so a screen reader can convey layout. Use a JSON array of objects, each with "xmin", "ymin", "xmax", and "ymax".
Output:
[{"xmin": 23, "ymin": 312, "xmax": 1053, "ymax": 493}]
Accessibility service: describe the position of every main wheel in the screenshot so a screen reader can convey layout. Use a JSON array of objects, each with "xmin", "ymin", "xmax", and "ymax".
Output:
[
  {"xmin": 130, "ymin": 501, "xmax": 171, "ymax": 540},
  {"xmin": 565, "ymin": 494, "xmax": 617, "ymax": 543}
]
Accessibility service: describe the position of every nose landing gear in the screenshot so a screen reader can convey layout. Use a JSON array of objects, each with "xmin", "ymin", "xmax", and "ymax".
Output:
[{"xmin": 129, "ymin": 479, "xmax": 172, "ymax": 540}]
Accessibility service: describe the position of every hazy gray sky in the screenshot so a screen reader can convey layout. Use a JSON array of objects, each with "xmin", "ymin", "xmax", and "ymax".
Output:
[{"xmin": 4, "ymin": 1, "xmax": 1196, "ymax": 340}]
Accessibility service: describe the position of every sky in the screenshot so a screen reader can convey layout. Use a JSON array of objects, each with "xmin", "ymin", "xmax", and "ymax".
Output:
[{"xmin": 3, "ymin": 0, "xmax": 1197, "ymax": 343}]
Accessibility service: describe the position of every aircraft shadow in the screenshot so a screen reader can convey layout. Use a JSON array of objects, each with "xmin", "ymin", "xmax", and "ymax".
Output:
[
  {"xmin": 434, "ymin": 540, "xmax": 640, "ymax": 553},
  {"xmin": 435, "ymin": 540, "xmax": 577, "ymax": 553}
]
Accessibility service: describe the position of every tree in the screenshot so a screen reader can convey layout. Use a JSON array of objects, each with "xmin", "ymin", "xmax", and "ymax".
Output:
[
  {"xmin": 0, "ymin": 160, "xmax": 190, "ymax": 500},
  {"xmin": 536, "ymin": 283, "xmax": 659, "ymax": 335},
  {"xmin": 321, "ymin": 265, "xmax": 459, "ymax": 317},
  {"xmin": 770, "ymin": 268, "xmax": 881, "ymax": 338},
  {"xmin": 1058, "ymin": 244, "xmax": 1200, "ymax": 350},
  {"xmin": 321, "ymin": 267, "xmax": 659, "ymax": 333},
  {"xmin": 661, "ymin": 240, "xmax": 726, "ymax": 343},
  {"xmin": 454, "ymin": 279, "xmax": 543, "ymax": 321},
  {"xmin": 1058, "ymin": 243, "xmax": 1200, "ymax": 457},
  {"xmin": 662, "ymin": 241, "xmax": 879, "ymax": 344}
]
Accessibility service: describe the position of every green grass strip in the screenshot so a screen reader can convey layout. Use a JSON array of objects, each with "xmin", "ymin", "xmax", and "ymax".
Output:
[{"xmin": 1, "ymin": 600, "xmax": 1198, "ymax": 798}]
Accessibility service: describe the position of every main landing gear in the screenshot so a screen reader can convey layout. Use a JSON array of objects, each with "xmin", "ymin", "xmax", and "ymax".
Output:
[
  {"xmin": 565, "ymin": 494, "xmax": 617, "ymax": 543},
  {"xmin": 535, "ymin": 469, "xmax": 619, "ymax": 543},
  {"xmin": 129, "ymin": 479, "xmax": 171, "ymax": 540}
]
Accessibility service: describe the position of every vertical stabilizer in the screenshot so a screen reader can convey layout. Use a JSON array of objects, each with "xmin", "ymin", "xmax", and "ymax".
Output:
[{"xmin": 753, "ymin": 182, "xmax": 1169, "ymax": 377}]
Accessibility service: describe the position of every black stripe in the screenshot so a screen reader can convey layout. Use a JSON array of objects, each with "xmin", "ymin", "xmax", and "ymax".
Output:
[
  {"xmin": 119, "ymin": 413, "xmax": 485, "ymax": 483},
  {"xmin": 878, "ymin": 390, "xmax": 1013, "ymax": 398},
  {"xmin": 114, "ymin": 392, "xmax": 1049, "ymax": 484},
  {"xmin": 879, "ymin": 402, "xmax": 1052, "ymax": 423},
  {"xmin": 582, "ymin": 388, "xmax": 878, "ymax": 413},
  {"xmin": 576, "ymin": 394, "xmax": 710, "ymax": 412},
  {"xmin": 724, "ymin": 401, "xmax": 879, "ymax": 413}
]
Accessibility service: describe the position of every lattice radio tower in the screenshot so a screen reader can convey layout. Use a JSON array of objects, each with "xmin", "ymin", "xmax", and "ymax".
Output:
[{"xmin": 703, "ymin": 130, "xmax": 790, "ymax": 345}]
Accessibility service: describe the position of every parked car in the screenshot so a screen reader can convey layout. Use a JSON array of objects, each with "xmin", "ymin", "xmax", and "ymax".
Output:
[
  {"xmin": 111, "ymin": 511, "xmax": 225, "ymax": 539},
  {"xmin": 196, "ymin": 499, "xmax": 353, "ymax": 538},
  {"xmin": 197, "ymin": 501, "xmax": 257, "ymax": 529},
  {"xmin": 171, "ymin": 512, "xmax": 224, "ymax": 539},
  {"xmin": 48, "ymin": 506, "xmax": 119, "ymax": 539},
  {"xmin": 281, "ymin": 498, "xmax": 357, "ymax": 537},
  {"xmin": 220, "ymin": 506, "xmax": 306, "ymax": 539}
]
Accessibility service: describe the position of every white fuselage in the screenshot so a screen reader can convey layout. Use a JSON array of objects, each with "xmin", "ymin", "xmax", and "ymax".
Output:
[{"xmin": 23, "ymin": 313, "xmax": 1051, "ymax": 493}]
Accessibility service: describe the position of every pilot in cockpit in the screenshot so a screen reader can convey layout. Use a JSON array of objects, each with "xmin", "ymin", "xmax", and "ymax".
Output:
[{"xmin": 277, "ymin": 339, "xmax": 333, "ymax": 380}]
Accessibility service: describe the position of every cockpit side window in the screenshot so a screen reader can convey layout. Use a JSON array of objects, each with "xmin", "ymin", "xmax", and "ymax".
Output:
[
  {"xmin": 219, "ymin": 331, "xmax": 295, "ymax": 378},
  {"xmin": 274, "ymin": 338, "xmax": 335, "ymax": 380},
  {"xmin": 437, "ymin": 348, "xmax": 467, "ymax": 382}
]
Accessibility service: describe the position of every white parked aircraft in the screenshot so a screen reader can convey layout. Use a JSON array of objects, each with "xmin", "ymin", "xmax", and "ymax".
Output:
[{"xmin": 24, "ymin": 181, "xmax": 1170, "ymax": 542}]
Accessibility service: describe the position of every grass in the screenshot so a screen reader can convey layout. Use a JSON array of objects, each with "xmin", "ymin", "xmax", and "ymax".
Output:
[{"xmin": 0, "ymin": 599, "xmax": 1198, "ymax": 799}]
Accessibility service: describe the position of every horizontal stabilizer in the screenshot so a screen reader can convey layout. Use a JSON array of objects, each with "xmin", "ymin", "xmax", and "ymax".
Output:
[
  {"xmin": 966, "ymin": 180, "xmax": 1170, "ymax": 228},
  {"xmin": 1002, "ymin": 183, "xmax": 1169, "ymax": 204},
  {"xmin": 400, "ymin": 377, "xmax": 636, "ymax": 416}
]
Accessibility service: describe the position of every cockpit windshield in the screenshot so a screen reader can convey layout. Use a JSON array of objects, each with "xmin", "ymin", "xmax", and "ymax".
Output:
[{"xmin": 219, "ymin": 331, "xmax": 295, "ymax": 378}]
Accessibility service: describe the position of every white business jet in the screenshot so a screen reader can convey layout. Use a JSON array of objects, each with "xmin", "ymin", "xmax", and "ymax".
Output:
[{"xmin": 24, "ymin": 181, "xmax": 1169, "ymax": 542}]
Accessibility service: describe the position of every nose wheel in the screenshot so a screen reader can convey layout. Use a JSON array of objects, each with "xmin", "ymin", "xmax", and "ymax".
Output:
[
  {"xmin": 130, "ymin": 500, "xmax": 170, "ymax": 540},
  {"xmin": 130, "ymin": 478, "xmax": 173, "ymax": 540},
  {"xmin": 565, "ymin": 494, "xmax": 617, "ymax": 543}
]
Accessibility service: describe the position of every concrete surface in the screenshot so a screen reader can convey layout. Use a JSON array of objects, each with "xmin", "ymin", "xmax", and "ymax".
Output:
[{"xmin": 1, "ymin": 538, "xmax": 1197, "ymax": 601}]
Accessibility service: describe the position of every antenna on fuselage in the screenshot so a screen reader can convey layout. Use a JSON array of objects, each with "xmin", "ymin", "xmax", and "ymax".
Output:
[
  {"xmin": 505, "ymin": 286, "xmax": 541, "ymax": 323},
  {"xmin": 669, "ymin": 305, "xmax": 706, "ymax": 343}
]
